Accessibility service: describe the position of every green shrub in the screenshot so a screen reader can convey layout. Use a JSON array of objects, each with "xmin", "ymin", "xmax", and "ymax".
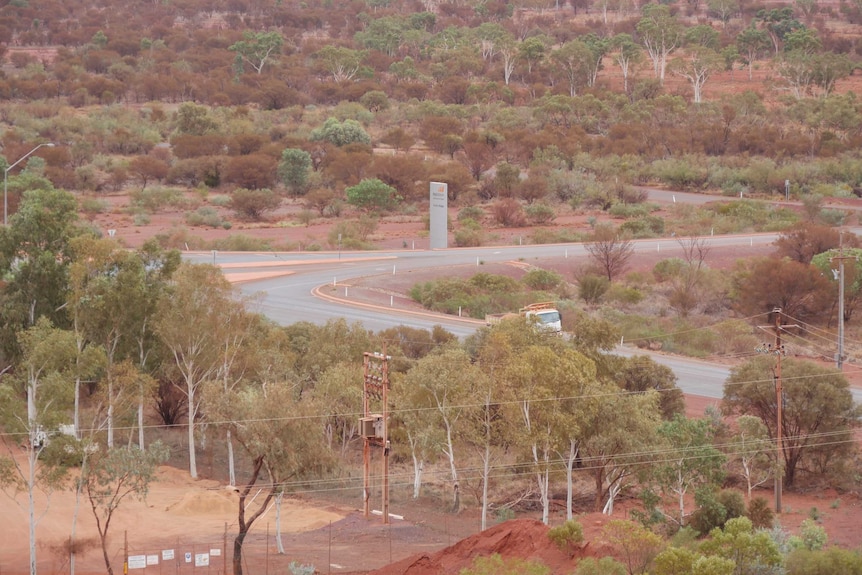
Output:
[
  {"xmin": 327, "ymin": 217, "xmax": 378, "ymax": 249},
  {"xmin": 650, "ymin": 157, "xmax": 709, "ymax": 190},
  {"xmin": 345, "ymin": 178, "xmax": 401, "ymax": 212},
  {"xmin": 608, "ymin": 202, "xmax": 652, "ymax": 219},
  {"xmin": 523, "ymin": 269, "xmax": 563, "ymax": 291},
  {"xmin": 619, "ymin": 215, "xmax": 665, "ymax": 238},
  {"xmin": 653, "ymin": 258, "xmax": 687, "ymax": 282},
  {"xmin": 525, "ymin": 202, "xmax": 556, "ymax": 224},
  {"xmin": 80, "ymin": 197, "xmax": 108, "ymax": 215},
  {"xmin": 454, "ymin": 227, "xmax": 484, "ymax": 247},
  {"xmin": 470, "ymin": 273, "xmax": 520, "ymax": 294},
  {"xmin": 209, "ymin": 234, "xmax": 272, "ymax": 251},
  {"xmin": 153, "ymin": 226, "xmax": 207, "ymax": 250},
  {"xmin": 717, "ymin": 489, "xmax": 746, "ymax": 523},
  {"xmin": 460, "ymin": 553, "xmax": 549, "ymax": 575},
  {"xmin": 530, "ymin": 228, "xmax": 586, "ymax": 244},
  {"xmin": 130, "ymin": 186, "xmax": 187, "ymax": 212},
  {"xmin": 797, "ymin": 519, "xmax": 828, "ymax": 551},
  {"xmin": 691, "ymin": 488, "xmax": 727, "ymax": 535},
  {"xmin": 185, "ymin": 206, "xmax": 224, "ymax": 228},
  {"xmin": 606, "ymin": 283, "xmax": 644, "ymax": 305},
  {"xmin": 209, "ymin": 194, "xmax": 231, "ymax": 207},
  {"xmin": 818, "ymin": 208, "xmax": 847, "ymax": 226},
  {"xmin": 785, "ymin": 546, "xmax": 862, "ymax": 575},
  {"xmin": 574, "ymin": 557, "xmax": 626, "ymax": 575},
  {"xmin": 746, "ymin": 497, "xmax": 774, "ymax": 529},
  {"xmin": 547, "ymin": 519, "xmax": 583, "ymax": 556},
  {"xmin": 457, "ymin": 206, "xmax": 484, "ymax": 221},
  {"xmin": 578, "ymin": 274, "xmax": 609, "ymax": 304}
]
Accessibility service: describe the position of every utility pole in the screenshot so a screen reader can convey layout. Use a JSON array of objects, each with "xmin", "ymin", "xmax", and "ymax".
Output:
[
  {"xmin": 831, "ymin": 232, "xmax": 852, "ymax": 370},
  {"xmin": 756, "ymin": 308, "xmax": 791, "ymax": 514},
  {"xmin": 361, "ymin": 347, "xmax": 390, "ymax": 524}
]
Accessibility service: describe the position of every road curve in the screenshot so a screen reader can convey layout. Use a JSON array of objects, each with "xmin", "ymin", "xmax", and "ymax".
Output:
[{"xmin": 185, "ymin": 233, "xmax": 789, "ymax": 399}]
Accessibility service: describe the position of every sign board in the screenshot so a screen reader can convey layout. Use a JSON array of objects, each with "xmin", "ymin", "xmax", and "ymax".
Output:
[
  {"xmin": 162, "ymin": 549, "xmax": 175, "ymax": 561},
  {"xmin": 429, "ymin": 182, "xmax": 448, "ymax": 250},
  {"xmin": 146, "ymin": 555, "xmax": 159, "ymax": 566},
  {"xmin": 195, "ymin": 553, "xmax": 210, "ymax": 567},
  {"xmin": 127, "ymin": 555, "xmax": 147, "ymax": 570},
  {"xmin": 210, "ymin": 548, "xmax": 221, "ymax": 556},
  {"xmin": 185, "ymin": 552, "xmax": 192, "ymax": 563}
]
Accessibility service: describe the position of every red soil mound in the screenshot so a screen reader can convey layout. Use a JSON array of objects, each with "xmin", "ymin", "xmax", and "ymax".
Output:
[{"xmin": 367, "ymin": 518, "xmax": 592, "ymax": 575}]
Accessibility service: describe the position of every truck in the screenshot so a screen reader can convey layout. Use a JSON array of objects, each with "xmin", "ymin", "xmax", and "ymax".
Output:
[{"xmin": 485, "ymin": 302, "xmax": 563, "ymax": 334}]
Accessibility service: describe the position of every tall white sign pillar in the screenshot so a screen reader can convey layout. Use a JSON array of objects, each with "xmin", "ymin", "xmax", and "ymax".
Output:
[{"xmin": 429, "ymin": 182, "xmax": 448, "ymax": 249}]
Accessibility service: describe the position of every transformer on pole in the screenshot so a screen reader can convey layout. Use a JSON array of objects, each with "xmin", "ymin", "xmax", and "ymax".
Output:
[{"xmin": 361, "ymin": 347, "xmax": 391, "ymax": 524}]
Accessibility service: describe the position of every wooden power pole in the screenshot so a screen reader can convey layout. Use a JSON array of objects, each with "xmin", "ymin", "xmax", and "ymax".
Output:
[
  {"xmin": 756, "ymin": 309, "xmax": 791, "ymax": 514},
  {"xmin": 361, "ymin": 348, "xmax": 390, "ymax": 524}
]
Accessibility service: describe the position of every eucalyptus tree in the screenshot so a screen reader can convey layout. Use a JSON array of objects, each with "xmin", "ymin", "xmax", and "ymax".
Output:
[
  {"xmin": 285, "ymin": 318, "xmax": 373, "ymax": 394},
  {"xmin": 313, "ymin": 46, "xmax": 366, "ymax": 82},
  {"xmin": 210, "ymin": 299, "xmax": 258, "ymax": 486},
  {"xmin": 636, "ymin": 3, "xmax": 682, "ymax": 85},
  {"xmin": 518, "ymin": 35, "xmax": 549, "ymax": 76},
  {"xmin": 401, "ymin": 346, "xmax": 485, "ymax": 513},
  {"xmin": 551, "ymin": 40, "xmax": 593, "ymax": 97},
  {"xmin": 581, "ymin": 389, "xmax": 661, "ymax": 514},
  {"xmin": 723, "ymin": 357, "xmax": 859, "ymax": 487},
  {"xmin": 0, "ymin": 188, "xmax": 86, "ymax": 364},
  {"xmin": 83, "ymin": 442, "xmax": 169, "ymax": 575},
  {"xmin": 670, "ymin": 47, "xmax": 723, "ymax": 104},
  {"xmin": 69, "ymin": 238, "xmax": 178, "ymax": 449},
  {"xmin": 727, "ymin": 415, "xmax": 773, "ymax": 501},
  {"xmin": 649, "ymin": 415, "xmax": 726, "ymax": 527},
  {"xmin": 708, "ymin": 0, "xmax": 739, "ymax": 28},
  {"xmin": 154, "ymin": 263, "xmax": 237, "ymax": 479},
  {"xmin": 500, "ymin": 342, "xmax": 594, "ymax": 525},
  {"xmin": 312, "ymin": 362, "xmax": 364, "ymax": 457},
  {"xmin": 755, "ymin": 7, "xmax": 803, "ymax": 55},
  {"xmin": 228, "ymin": 31, "xmax": 284, "ymax": 75},
  {"xmin": 582, "ymin": 33, "xmax": 610, "ymax": 88},
  {"xmin": 0, "ymin": 318, "xmax": 76, "ymax": 575},
  {"xmin": 736, "ymin": 26, "xmax": 770, "ymax": 80},
  {"xmin": 611, "ymin": 34, "xmax": 643, "ymax": 93},
  {"xmin": 391, "ymin": 371, "xmax": 438, "ymax": 501},
  {"xmin": 207, "ymin": 381, "xmax": 332, "ymax": 575}
]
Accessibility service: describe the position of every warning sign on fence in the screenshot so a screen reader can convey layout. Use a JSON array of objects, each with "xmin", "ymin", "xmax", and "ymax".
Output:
[{"xmin": 195, "ymin": 553, "xmax": 210, "ymax": 567}]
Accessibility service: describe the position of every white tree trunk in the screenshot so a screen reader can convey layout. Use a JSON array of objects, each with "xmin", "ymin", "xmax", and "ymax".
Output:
[
  {"xmin": 275, "ymin": 492, "xmax": 285, "ymax": 554},
  {"xmin": 137, "ymin": 401, "xmax": 144, "ymax": 450},
  {"xmin": 443, "ymin": 420, "xmax": 459, "ymax": 510},
  {"xmin": 107, "ymin": 378, "xmax": 114, "ymax": 449},
  {"xmin": 187, "ymin": 380, "xmax": 197, "ymax": 479},
  {"xmin": 74, "ymin": 378, "xmax": 80, "ymax": 440},
  {"xmin": 603, "ymin": 480, "xmax": 622, "ymax": 515},
  {"xmin": 565, "ymin": 440, "xmax": 577, "ymax": 521},
  {"xmin": 412, "ymin": 456, "xmax": 423, "ymax": 499},
  {"xmin": 532, "ymin": 443, "xmax": 550, "ymax": 525},
  {"xmin": 481, "ymin": 443, "xmax": 490, "ymax": 531},
  {"xmin": 227, "ymin": 429, "xmax": 235, "ymax": 487}
]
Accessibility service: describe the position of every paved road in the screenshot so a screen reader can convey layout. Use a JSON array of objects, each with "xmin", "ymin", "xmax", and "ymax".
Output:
[
  {"xmin": 186, "ymin": 233, "xmax": 786, "ymax": 400},
  {"xmin": 188, "ymin": 233, "xmax": 776, "ymax": 336}
]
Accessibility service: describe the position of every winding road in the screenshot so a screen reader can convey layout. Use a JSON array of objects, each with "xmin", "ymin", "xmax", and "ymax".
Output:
[
  {"xmin": 186, "ymin": 233, "xmax": 785, "ymax": 401},
  {"xmin": 184, "ymin": 185, "xmax": 862, "ymax": 404}
]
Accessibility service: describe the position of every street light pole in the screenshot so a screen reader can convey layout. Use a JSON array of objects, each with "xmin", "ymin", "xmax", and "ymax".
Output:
[{"xmin": 4, "ymin": 142, "xmax": 54, "ymax": 226}]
